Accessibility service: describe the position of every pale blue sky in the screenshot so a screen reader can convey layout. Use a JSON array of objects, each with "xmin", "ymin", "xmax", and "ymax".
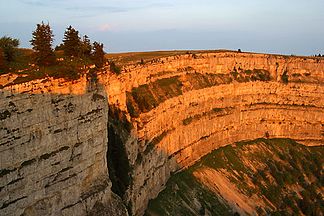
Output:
[{"xmin": 0, "ymin": 0, "xmax": 323, "ymax": 55}]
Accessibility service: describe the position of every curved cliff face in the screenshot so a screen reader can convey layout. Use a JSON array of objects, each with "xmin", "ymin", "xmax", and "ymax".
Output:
[
  {"xmin": 98, "ymin": 52, "xmax": 324, "ymax": 215},
  {"xmin": 0, "ymin": 78, "xmax": 127, "ymax": 215},
  {"xmin": 101, "ymin": 52, "xmax": 324, "ymax": 111}
]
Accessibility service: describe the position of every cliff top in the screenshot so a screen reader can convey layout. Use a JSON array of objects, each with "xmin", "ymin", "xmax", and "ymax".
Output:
[
  {"xmin": 1, "ymin": 49, "xmax": 323, "ymax": 92},
  {"xmin": 106, "ymin": 49, "xmax": 322, "ymax": 66}
]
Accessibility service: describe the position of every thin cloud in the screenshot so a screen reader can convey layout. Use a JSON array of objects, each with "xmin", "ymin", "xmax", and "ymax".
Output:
[
  {"xmin": 66, "ymin": 6, "xmax": 130, "ymax": 13},
  {"xmin": 18, "ymin": 0, "xmax": 67, "ymax": 8},
  {"xmin": 17, "ymin": 0, "xmax": 173, "ymax": 14},
  {"xmin": 98, "ymin": 23, "xmax": 112, "ymax": 32},
  {"xmin": 65, "ymin": 2, "xmax": 173, "ymax": 13},
  {"xmin": 19, "ymin": 0, "xmax": 46, "ymax": 7}
]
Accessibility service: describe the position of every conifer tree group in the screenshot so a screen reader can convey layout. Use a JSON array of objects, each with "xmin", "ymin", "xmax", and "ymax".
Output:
[
  {"xmin": 0, "ymin": 22, "xmax": 105, "ymax": 77},
  {"xmin": 30, "ymin": 22, "xmax": 106, "ymax": 68}
]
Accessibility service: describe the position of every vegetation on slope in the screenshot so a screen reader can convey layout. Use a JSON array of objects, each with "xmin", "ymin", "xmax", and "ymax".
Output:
[
  {"xmin": 145, "ymin": 170, "xmax": 233, "ymax": 216},
  {"xmin": 146, "ymin": 138, "xmax": 324, "ymax": 216},
  {"xmin": 126, "ymin": 76, "xmax": 183, "ymax": 117},
  {"xmin": 0, "ymin": 23, "xmax": 106, "ymax": 85}
]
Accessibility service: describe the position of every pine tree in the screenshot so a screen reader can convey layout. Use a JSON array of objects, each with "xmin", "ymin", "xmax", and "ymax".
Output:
[
  {"xmin": 0, "ymin": 48, "xmax": 5, "ymax": 70},
  {"xmin": 30, "ymin": 22, "xmax": 55, "ymax": 66},
  {"xmin": 92, "ymin": 41, "xmax": 105, "ymax": 68},
  {"xmin": 0, "ymin": 36, "xmax": 20, "ymax": 62},
  {"xmin": 54, "ymin": 43, "xmax": 64, "ymax": 51},
  {"xmin": 81, "ymin": 35, "xmax": 92, "ymax": 57},
  {"xmin": 62, "ymin": 26, "xmax": 81, "ymax": 57}
]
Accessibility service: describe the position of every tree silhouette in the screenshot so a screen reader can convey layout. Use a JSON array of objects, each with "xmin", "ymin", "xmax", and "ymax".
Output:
[
  {"xmin": 54, "ymin": 43, "xmax": 64, "ymax": 51},
  {"xmin": 0, "ymin": 48, "xmax": 5, "ymax": 70},
  {"xmin": 81, "ymin": 35, "xmax": 92, "ymax": 57},
  {"xmin": 62, "ymin": 26, "xmax": 81, "ymax": 57},
  {"xmin": 30, "ymin": 22, "xmax": 55, "ymax": 66},
  {"xmin": 0, "ymin": 36, "xmax": 20, "ymax": 62},
  {"xmin": 92, "ymin": 41, "xmax": 105, "ymax": 68}
]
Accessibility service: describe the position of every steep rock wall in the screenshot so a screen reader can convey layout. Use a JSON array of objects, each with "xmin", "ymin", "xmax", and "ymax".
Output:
[
  {"xmin": 126, "ymin": 82, "xmax": 324, "ymax": 216},
  {"xmin": 98, "ymin": 52, "xmax": 324, "ymax": 215},
  {"xmin": 0, "ymin": 78, "xmax": 127, "ymax": 216}
]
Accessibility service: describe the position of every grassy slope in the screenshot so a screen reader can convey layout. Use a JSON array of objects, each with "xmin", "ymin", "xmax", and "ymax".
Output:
[
  {"xmin": 0, "ymin": 49, "xmax": 96, "ymax": 86},
  {"xmin": 145, "ymin": 138, "xmax": 324, "ymax": 216}
]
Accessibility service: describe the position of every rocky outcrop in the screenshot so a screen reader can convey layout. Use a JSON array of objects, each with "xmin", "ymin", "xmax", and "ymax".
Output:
[{"xmin": 0, "ymin": 77, "xmax": 127, "ymax": 216}]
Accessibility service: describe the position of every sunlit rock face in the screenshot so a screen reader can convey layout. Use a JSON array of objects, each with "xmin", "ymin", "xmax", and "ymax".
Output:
[
  {"xmin": 99, "ymin": 52, "xmax": 323, "ymax": 215},
  {"xmin": 1, "ymin": 51, "xmax": 323, "ymax": 216}
]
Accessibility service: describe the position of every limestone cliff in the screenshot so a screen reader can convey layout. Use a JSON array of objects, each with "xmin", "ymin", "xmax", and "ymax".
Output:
[{"xmin": 0, "ymin": 51, "xmax": 323, "ymax": 216}]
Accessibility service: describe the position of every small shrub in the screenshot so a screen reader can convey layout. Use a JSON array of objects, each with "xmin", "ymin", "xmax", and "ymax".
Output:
[
  {"xmin": 126, "ymin": 100, "xmax": 139, "ymax": 118},
  {"xmin": 183, "ymin": 117, "xmax": 193, "ymax": 125},
  {"xmin": 230, "ymin": 71, "xmax": 239, "ymax": 79},
  {"xmin": 245, "ymin": 69, "xmax": 252, "ymax": 75},
  {"xmin": 281, "ymin": 70, "xmax": 289, "ymax": 84},
  {"xmin": 110, "ymin": 61, "xmax": 121, "ymax": 74},
  {"xmin": 212, "ymin": 108, "xmax": 223, "ymax": 113},
  {"xmin": 46, "ymin": 62, "xmax": 80, "ymax": 80}
]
